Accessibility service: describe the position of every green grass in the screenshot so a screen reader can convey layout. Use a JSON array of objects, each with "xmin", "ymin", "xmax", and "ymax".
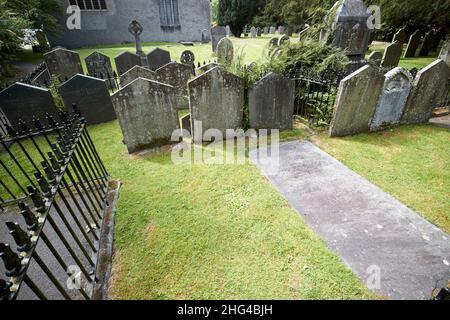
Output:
[{"xmin": 312, "ymin": 125, "xmax": 450, "ymax": 234}]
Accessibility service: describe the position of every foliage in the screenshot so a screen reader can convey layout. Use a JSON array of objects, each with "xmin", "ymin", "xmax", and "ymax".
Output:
[
  {"xmin": 218, "ymin": 0, "xmax": 265, "ymax": 37},
  {"xmin": 48, "ymin": 75, "xmax": 66, "ymax": 112},
  {"xmin": 211, "ymin": 0, "xmax": 219, "ymax": 25}
]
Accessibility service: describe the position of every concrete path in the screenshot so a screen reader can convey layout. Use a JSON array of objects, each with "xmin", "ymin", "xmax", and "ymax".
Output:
[{"xmin": 250, "ymin": 140, "xmax": 450, "ymax": 300}]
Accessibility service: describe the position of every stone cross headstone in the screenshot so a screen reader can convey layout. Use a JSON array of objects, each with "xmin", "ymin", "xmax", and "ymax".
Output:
[
  {"xmin": 249, "ymin": 73, "xmax": 295, "ymax": 130},
  {"xmin": 111, "ymin": 78, "xmax": 180, "ymax": 153},
  {"xmin": 188, "ymin": 67, "xmax": 244, "ymax": 143},
  {"xmin": 401, "ymin": 59, "xmax": 450, "ymax": 124},
  {"xmin": 0, "ymin": 83, "xmax": 58, "ymax": 126},
  {"xmin": 404, "ymin": 30, "xmax": 421, "ymax": 58},
  {"xmin": 250, "ymin": 27, "xmax": 257, "ymax": 38},
  {"xmin": 278, "ymin": 35, "xmax": 290, "ymax": 46},
  {"xmin": 217, "ymin": 38, "xmax": 234, "ymax": 65},
  {"xmin": 269, "ymin": 37, "xmax": 279, "ymax": 47},
  {"xmin": 85, "ymin": 51, "xmax": 115, "ymax": 89},
  {"xmin": 392, "ymin": 28, "xmax": 407, "ymax": 45},
  {"xmin": 419, "ymin": 31, "xmax": 434, "ymax": 56},
  {"xmin": 370, "ymin": 67, "xmax": 413, "ymax": 131},
  {"xmin": 120, "ymin": 65, "xmax": 156, "ymax": 88},
  {"xmin": 128, "ymin": 20, "xmax": 144, "ymax": 56},
  {"xmin": 156, "ymin": 62, "xmax": 193, "ymax": 110},
  {"xmin": 114, "ymin": 51, "xmax": 142, "ymax": 76},
  {"xmin": 60, "ymin": 74, "xmax": 116, "ymax": 125},
  {"xmin": 211, "ymin": 26, "xmax": 227, "ymax": 52},
  {"xmin": 180, "ymin": 50, "xmax": 195, "ymax": 67},
  {"xmin": 381, "ymin": 41, "xmax": 402, "ymax": 68},
  {"xmin": 44, "ymin": 48, "xmax": 83, "ymax": 80},
  {"xmin": 438, "ymin": 37, "xmax": 450, "ymax": 66},
  {"xmin": 146, "ymin": 48, "xmax": 171, "ymax": 71},
  {"xmin": 368, "ymin": 51, "xmax": 382, "ymax": 66},
  {"xmin": 201, "ymin": 29, "xmax": 210, "ymax": 43},
  {"xmin": 329, "ymin": 65, "xmax": 384, "ymax": 137},
  {"xmin": 270, "ymin": 26, "xmax": 276, "ymax": 34}
]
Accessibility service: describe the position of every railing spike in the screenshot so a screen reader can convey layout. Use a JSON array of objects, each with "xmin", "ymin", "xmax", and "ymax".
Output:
[
  {"xmin": 0, "ymin": 243, "xmax": 24, "ymax": 277},
  {"xmin": 18, "ymin": 203, "xmax": 39, "ymax": 231}
]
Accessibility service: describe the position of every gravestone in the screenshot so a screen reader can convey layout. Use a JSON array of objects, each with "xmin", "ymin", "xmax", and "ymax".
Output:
[
  {"xmin": 85, "ymin": 51, "xmax": 115, "ymax": 89},
  {"xmin": 429, "ymin": 28, "xmax": 446, "ymax": 52},
  {"xmin": 156, "ymin": 62, "xmax": 193, "ymax": 110},
  {"xmin": 329, "ymin": 65, "xmax": 384, "ymax": 137},
  {"xmin": 269, "ymin": 37, "xmax": 279, "ymax": 47},
  {"xmin": 146, "ymin": 48, "xmax": 171, "ymax": 71},
  {"xmin": 257, "ymin": 27, "xmax": 262, "ymax": 37},
  {"xmin": 278, "ymin": 35, "xmax": 290, "ymax": 46},
  {"xmin": 0, "ymin": 83, "xmax": 58, "ymax": 126},
  {"xmin": 128, "ymin": 20, "xmax": 144, "ymax": 56},
  {"xmin": 381, "ymin": 41, "xmax": 402, "ymax": 68},
  {"xmin": 419, "ymin": 31, "xmax": 433, "ymax": 56},
  {"xmin": 438, "ymin": 37, "xmax": 450, "ymax": 66},
  {"xmin": 188, "ymin": 67, "xmax": 244, "ymax": 143},
  {"xmin": 217, "ymin": 38, "xmax": 234, "ymax": 65},
  {"xmin": 404, "ymin": 30, "xmax": 421, "ymax": 58},
  {"xmin": 44, "ymin": 48, "xmax": 83, "ymax": 80},
  {"xmin": 250, "ymin": 27, "xmax": 257, "ymax": 38},
  {"xmin": 211, "ymin": 26, "xmax": 227, "ymax": 52},
  {"xmin": 181, "ymin": 113, "xmax": 191, "ymax": 135},
  {"xmin": 368, "ymin": 51, "xmax": 382, "ymax": 66},
  {"xmin": 226, "ymin": 25, "xmax": 231, "ymax": 37},
  {"xmin": 114, "ymin": 52, "xmax": 141, "ymax": 76},
  {"xmin": 180, "ymin": 50, "xmax": 195, "ymax": 67},
  {"xmin": 401, "ymin": 59, "xmax": 450, "ymax": 124},
  {"xmin": 392, "ymin": 28, "xmax": 407, "ymax": 45},
  {"xmin": 270, "ymin": 26, "xmax": 276, "ymax": 34},
  {"xmin": 278, "ymin": 26, "xmax": 285, "ymax": 34},
  {"xmin": 60, "ymin": 74, "xmax": 116, "ymax": 125},
  {"xmin": 201, "ymin": 29, "xmax": 210, "ymax": 43},
  {"xmin": 111, "ymin": 78, "xmax": 180, "ymax": 153},
  {"xmin": 370, "ymin": 68, "xmax": 413, "ymax": 131},
  {"xmin": 264, "ymin": 27, "xmax": 269, "ymax": 35},
  {"xmin": 249, "ymin": 73, "xmax": 294, "ymax": 130},
  {"xmin": 119, "ymin": 65, "xmax": 156, "ymax": 88}
]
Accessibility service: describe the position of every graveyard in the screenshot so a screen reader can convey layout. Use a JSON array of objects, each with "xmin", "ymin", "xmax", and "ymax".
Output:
[{"xmin": 0, "ymin": 0, "xmax": 449, "ymax": 302}]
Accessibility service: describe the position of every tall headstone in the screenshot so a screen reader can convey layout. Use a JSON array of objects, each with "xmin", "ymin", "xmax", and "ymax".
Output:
[
  {"xmin": 119, "ymin": 65, "xmax": 156, "ymax": 88},
  {"xmin": 249, "ymin": 73, "xmax": 294, "ymax": 130},
  {"xmin": 146, "ymin": 48, "xmax": 171, "ymax": 71},
  {"xmin": 216, "ymin": 38, "xmax": 234, "ymax": 65},
  {"xmin": 370, "ymin": 68, "xmax": 413, "ymax": 131},
  {"xmin": 392, "ymin": 28, "xmax": 407, "ymax": 45},
  {"xmin": 381, "ymin": 41, "xmax": 403, "ymax": 68},
  {"xmin": 329, "ymin": 65, "xmax": 384, "ymax": 137},
  {"xmin": 114, "ymin": 52, "xmax": 141, "ymax": 76},
  {"xmin": 188, "ymin": 67, "xmax": 244, "ymax": 143},
  {"xmin": 250, "ymin": 27, "xmax": 257, "ymax": 38},
  {"xmin": 0, "ymin": 83, "xmax": 58, "ymax": 126},
  {"xmin": 111, "ymin": 78, "xmax": 180, "ymax": 153},
  {"xmin": 128, "ymin": 20, "xmax": 144, "ymax": 56},
  {"xmin": 438, "ymin": 37, "xmax": 450, "ymax": 66},
  {"xmin": 211, "ymin": 26, "xmax": 227, "ymax": 52},
  {"xmin": 404, "ymin": 30, "xmax": 421, "ymax": 58},
  {"xmin": 44, "ymin": 48, "xmax": 83, "ymax": 80},
  {"xmin": 156, "ymin": 62, "xmax": 193, "ymax": 110},
  {"xmin": 419, "ymin": 31, "xmax": 434, "ymax": 56},
  {"xmin": 60, "ymin": 74, "xmax": 116, "ymax": 125},
  {"xmin": 368, "ymin": 51, "xmax": 382, "ymax": 66},
  {"xmin": 401, "ymin": 59, "xmax": 450, "ymax": 124}
]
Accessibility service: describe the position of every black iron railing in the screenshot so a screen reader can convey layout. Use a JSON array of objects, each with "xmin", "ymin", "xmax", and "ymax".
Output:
[{"xmin": 0, "ymin": 106, "xmax": 109, "ymax": 300}]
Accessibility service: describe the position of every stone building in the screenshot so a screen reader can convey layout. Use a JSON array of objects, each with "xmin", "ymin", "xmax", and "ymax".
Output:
[{"xmin": 48, "ymin": 0, "xmax": 211, "ymax": 48}]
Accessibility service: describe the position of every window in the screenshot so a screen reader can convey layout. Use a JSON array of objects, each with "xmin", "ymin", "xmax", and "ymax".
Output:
[
  {"xmin": 69, "ymin": 0, "xmax": 107, "ymax": 10},
  {"xmin": 159, "ymin": 0, "xmax": 180, "ymax": 29}
]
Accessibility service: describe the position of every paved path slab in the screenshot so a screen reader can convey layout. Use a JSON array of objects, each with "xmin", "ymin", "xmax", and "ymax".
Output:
[{"xmin": 250, "ymin": 140, "xmax": 450, "ymax": 300}]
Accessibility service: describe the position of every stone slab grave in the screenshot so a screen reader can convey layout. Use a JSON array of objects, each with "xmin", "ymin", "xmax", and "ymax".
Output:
[
  {"xmin": 114, "ymin": 52, "xmax": 141, "ymax": 76},
  {"xmin": 250, "ymin": 140, "xmax": 450, "ymax": 300},
  {"xmin": 329, "ymin": 65, "xmax": 384, "ymax": 137},
  {"xmin": 404, "ymin": 30, "xmax": 421, "ymax": 58},
  {"xmin": 370, "ymin": 67, "xmax": 413, "ymax": 131},
  {"xmin": 368, "ymin": 51, "xmax": 382, "ymax": 66},
  {"xmin": 381, "ymin": 41, "xmax": 402, "ymax": 68},
  {"xmin": 401, "ymin": 59, "xmax": 450, "ymax": 124},
  {"xmin": 59, "ymin": 74, "xmax": 116, "ymax": 125},
  {"xmin": 249, "ymin": 73, "xmax": 294, "ymax": 130},
  {"xmin": 146, "ymin": 48, "xmax": 171, "ymax": 71},
  {"xmin": 85, "ymin": 51, "xmax": 116, "ymax": 90},
  {"xmin": 44, "ymin": 48, "xmax": 83, "ymax": 80},
  {"xmin": 419, "ymin": 31, "xmax": 434, "ymax": 56},
  {"xmin": 111, "ymin": 78, "xmax": 179, "ymax": 153},
  {"xmin": 188, "ymin": 67, "xmax": 244, "ymax": 143},
  {"xmin": 119, "ymin": 65, "xmax": 156, "ymax": 88},
  {"xmin": 216, "ymin": 37, "xmax": 234, "ymax": 65},
  {"xmin": 156, "ymin": 62, "xmax": 193, "ymax": 110},
  {"xmin": 0, "ymin": 83, "xmax": 58, "ymax": 126},
  {"xmin": 211, "ymin": 26, "xmax": 227, "ymax": 52}
]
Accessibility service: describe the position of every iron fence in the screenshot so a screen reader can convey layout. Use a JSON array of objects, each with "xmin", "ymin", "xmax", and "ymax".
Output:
[{"xmin": 0, "ymin": 106, "xmax": 110, "ymax": 300}]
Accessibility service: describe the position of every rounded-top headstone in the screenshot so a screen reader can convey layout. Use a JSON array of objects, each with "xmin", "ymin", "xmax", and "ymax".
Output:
[
  {"xmin": 180, "ymin": 50, "xmax": 195, "ymax": 66},
  {"xmin": 216, "ymin": 37, "xmax": 234, "ymax": 65}
]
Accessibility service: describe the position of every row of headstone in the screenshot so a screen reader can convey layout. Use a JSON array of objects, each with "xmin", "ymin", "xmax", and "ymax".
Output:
[
  {"xmin": 403, "ymin": 28, "xmax": 447, "ymax": 58},
  {"xmin": 329, "ymin": 59, "xmax": 450, "ymax": 137},
  {"xmin": 115, "ymin": 48, "xmax": 172, "ymax": 75}
]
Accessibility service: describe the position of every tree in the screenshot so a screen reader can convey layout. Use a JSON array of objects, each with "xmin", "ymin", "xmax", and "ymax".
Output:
[{"xmin": 218, "ymin": 0, "xmax": 264, "ymax": 37}]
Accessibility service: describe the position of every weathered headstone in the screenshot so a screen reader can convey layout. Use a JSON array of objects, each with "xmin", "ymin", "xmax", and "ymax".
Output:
[
  {"xmin": 128, "ymin": 20, "xmax": 144, "ymax": 56},
  {"xmin": 181, "ymin": 113, "xmax": 191, "ymax": 135},
  {"xmin": 114, "ymin": 52, "xmax": 141, "ymax": 76},
  {"xmin": 0, "ymin": 83, "xmax": 58, "ymax": 126},
  {"xmin": 188, "ymin": 67, "xmax": 244, "ymax": 143},
  {"xmin": 217, "ymin": 38, "xmax": 234, "ymax": 65},
  {"xmin": 270, "ymin": 26, "xmax": 276, "ymax": 34},
  {"xmin": 419, "ymin": 31, "xmax": 434, "ymax": 56},
  {"xmin": 156, "ymin": 62, "xmax": 193, "ymax": 110},
  {"xmin": 392, "ymin": 28, "xmax": 407, "ymax": 45},
  {"xmin": 201, "ymin": 29, "xmax": 210, "ymax": 43},
  {"xmin": 257, "ymin": 27, "xmax": 262, "ymax": 37},
  {"xmin": 44, "ymin": 48, "xmax": 83, "ymax": 80},
  {"xmin": 119, "ymin": 65, "xmax": 156, "ymax": 88},
  {"xmin": 368, "ymin": 51, "xmax": 382, "ymax": 66},
  {"xmin": 249, "ymin": 73, "xmax": 294, "ymax": 130},
  {"xmin": 438, "ymin": 37, "xmax": 450, "ymax": 66},
  {"xmin": 180, "ymin": 50, "xmax": 195, "ymax": 67},
  {"xmin": 329, "ymin": 65, "xmax": 384, "ymax": 137},
  {"xmin": 381, "ymin": 41, "xmax": 402, "ymax": 68},
  {"xmin": 429, "ymin": 28, "xmax": 447, "ymax": 52},
  {"xmin": 111, "ymin": 78, "xmax": 180, "ymax": 153},
  {"xmin": 401, "ymin": 59, "xmax": 450, "ymax": 124},
  {"xmin": 60, "ymin": 74, "xmax": 116, "ymax": 125},
  {"xmin": 370, "ymin": 68, "xmax": 413, "ymax": 131},
  {"xmin": 211, "ymin": 26, "xmax": 227, "ymax": 52},
  {"xmin": 278, "ymin": 26, "xmax": 285, "ymax": 34},
  {"xmin": 146, "ymin": 48, "xmax": 171, "ymax": 71},
  {"xmin": 263, "ymin": 27, "xmax": 269, "ymax": 35},
  {"xmin": 85, "ymin": 51, "xmax": 115, "ymax": 89},
  {"xmin": 278, "ymin": 35, "xmax": 290, "ymax": 46},
  {"xmin": 269, "ymin": 37, "xmax": 279, "ymax": 47},
  {"xmin": 250, "ymin": 27, "xmax": 257, "ymax": 38},
  {"xmin": 404, "ymin": 30, "xmax": 421, "ymax": 58},
  {"xmin": 226, "ymin": 25, "xmax": 231, "ymax": 37}
]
